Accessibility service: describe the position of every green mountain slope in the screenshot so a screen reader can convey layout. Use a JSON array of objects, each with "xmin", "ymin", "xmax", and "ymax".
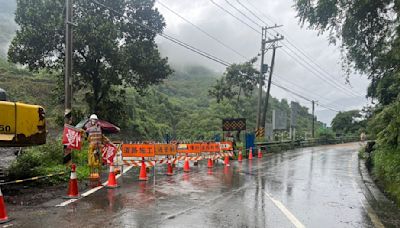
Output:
[{"xmin": 0, "ymin": 59, "xmax": 323, "ymax": 141}]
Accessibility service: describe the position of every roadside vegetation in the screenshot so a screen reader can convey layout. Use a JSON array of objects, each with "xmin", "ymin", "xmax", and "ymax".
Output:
[{"xmin": 295, "ymin": 0, "xmax": 400, "ymax": 206}]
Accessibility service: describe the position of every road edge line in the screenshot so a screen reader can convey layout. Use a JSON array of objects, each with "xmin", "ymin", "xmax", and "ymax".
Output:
[
  {"xmin": 55, "ymin": 165, "xmax": 133, "ymax": 207},
  {"xmin": 263, "ymin": 191, "xmax": 305, "ymax": 228}
]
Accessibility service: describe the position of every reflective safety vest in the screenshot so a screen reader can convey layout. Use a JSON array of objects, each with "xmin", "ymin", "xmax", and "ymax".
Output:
[{"xmin": 86, "ymin": 125, "xmax": 103, "ymax": 146}]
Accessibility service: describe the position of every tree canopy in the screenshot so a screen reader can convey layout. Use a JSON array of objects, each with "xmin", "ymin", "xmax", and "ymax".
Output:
[
  {"xmin": 208, "ymin": 58, "xmax": 259, "ymax": 104},
  {"xmin": 8, "ymin": 0, "xmax": 172, "ymax": 121},
  {"xmin": 331, "ymin": 110, "xmax": 365, "ymax": 135},
  {"xmin": 295, "ymin": 0, "xmax": 400, "ymax": 105}
]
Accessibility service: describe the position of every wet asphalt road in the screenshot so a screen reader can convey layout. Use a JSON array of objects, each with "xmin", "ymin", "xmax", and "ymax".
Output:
[{"xmin": 6, "ymin": 143, "xmax": 399, "ymax": 227}]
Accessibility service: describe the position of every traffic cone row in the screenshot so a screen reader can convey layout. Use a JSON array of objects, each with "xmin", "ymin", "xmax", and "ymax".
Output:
[
  {"xmin": 248, "ymin": 147, "xmax": 253, "ymax": 160},
  {"xmin": 258, "ymin": 148, "xmax": 262, "ymax": 158}
]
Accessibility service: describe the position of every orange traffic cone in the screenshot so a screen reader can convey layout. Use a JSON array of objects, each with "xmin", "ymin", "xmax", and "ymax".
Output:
[
  {"xmin": 248, "ymin": 148, "xmax": 253, "ymax": 160},
  {"xmin": 207, "ymin": 158, "xmax": 213, "ymax": 168},
  {"xmin": 183, "ymin": 156, "xmax": 190, "ymax": 172},
  {"xmin": 238, "ymin": 150, "xmax": 243, "ymax": 162},
  {"xmin": 166, "ymin": 159, "xmax": 174, "ymax": 176},
  {"xmin": 106, "ymin": 163, "xmax": 119, "ymax": 188},
  {"xmin": 258, "ymin": 148, "xmax": 262, "ymax": 158},
  {"xmin": 139, "ymin": 160, "xmax": 148, "ymax": 181},
  {"xmin": 224, "ymin": 155, "xmax": 230, "ymax": 166},
  {"xmin": 0, "ymin": 188, "xmax": 11, "ymax": 224},
  {"xmin": 66, "ymin": 164, "xmax": 80, "ymax": 198}
]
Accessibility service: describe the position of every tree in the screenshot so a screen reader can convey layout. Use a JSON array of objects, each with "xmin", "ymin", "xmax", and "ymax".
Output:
[
  {"xmin": 331, "ymin": 110, "xmax": 365, "ymax": 135},
  {"xmin": 294, "ymin": 0, "xmax": 400, "ymax": 105},
  {"xmin": 8, "ymin": 0, "xmax": 172, "ymax": 121},
  {"xmin": 208, "ymin": 58, "xmax": 258, "ymax": 104}
]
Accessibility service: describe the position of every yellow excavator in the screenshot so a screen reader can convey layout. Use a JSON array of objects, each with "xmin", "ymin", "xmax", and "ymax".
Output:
[{"xmin": 0, "ymin": 88, "xmax": 46, "ymax": 147}]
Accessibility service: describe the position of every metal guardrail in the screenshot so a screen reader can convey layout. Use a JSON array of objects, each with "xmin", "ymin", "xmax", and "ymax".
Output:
[{"xmin": 255, "ymin": 137, "xmax": 360, "ymax": 151}]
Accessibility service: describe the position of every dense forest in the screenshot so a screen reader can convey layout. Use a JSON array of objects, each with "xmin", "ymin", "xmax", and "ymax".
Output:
[{"xmin": 0, "ymin": 58, "xmax": 323, "ymax": 141}]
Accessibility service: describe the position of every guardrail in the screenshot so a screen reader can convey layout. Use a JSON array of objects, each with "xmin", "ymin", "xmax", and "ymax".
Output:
[{"xmin": 255, "ymin": 136, "xmax": 360, "ymax": 152}]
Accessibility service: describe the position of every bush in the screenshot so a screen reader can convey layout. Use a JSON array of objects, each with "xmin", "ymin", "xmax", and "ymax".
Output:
[
  {"xmin": 7, "ymin": 140, "xmax": 91, "ymax": 183},
  {"xmin": 372, "ymin": 147, "xmax": 400, "ymax": 206}
]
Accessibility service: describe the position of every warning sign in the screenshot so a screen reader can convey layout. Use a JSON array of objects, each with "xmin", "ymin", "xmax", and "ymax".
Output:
[
  {"xmin": 222, "ymin": 118, "xmax": 246, "ymax": 131},
  {"xmin": 154, "ymin": 144, "xmax": 177, "ymax": 156},
  {"xmin": 122, "ymin": 144, "xmax": 155, "ymax": 157},
  {"xmin": 177, "ymin": 143, "xmax": 201, "ymax": 153},
  {"xmin": 219, "ymin": 141, "xmax": 233, "ymax": 151}
]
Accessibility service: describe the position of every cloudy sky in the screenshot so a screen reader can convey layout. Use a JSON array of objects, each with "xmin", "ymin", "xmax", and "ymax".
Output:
[{"xmin": 154, "ymin": 0, "xmax": 370, "ymax": 125}]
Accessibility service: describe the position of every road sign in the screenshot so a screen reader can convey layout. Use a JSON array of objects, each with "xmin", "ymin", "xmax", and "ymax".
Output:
[
  {"xmin": 272, "ymin": 109, "xmax": 287, "ymax": 130},
  {"xmin": 255, "ymin": 128, "xmax": 265, "ymax": 137},
  {"xmin": 290, "ymin": 101, "xmax": 300, "ymax": 127},
  {"xmin": 177, "ymin": 143, "xmax": 201, "ymax": 153},
  {"xmin": 154, "ymin": 144, "xmax": 177, "ymax": 156},
  {"xmin": 222, "ymin": 118, "xmax": 246, "ymax": 131},
  {"xmin": 122, "ymin": 144, "xmax": 155, "ymax": 157}
]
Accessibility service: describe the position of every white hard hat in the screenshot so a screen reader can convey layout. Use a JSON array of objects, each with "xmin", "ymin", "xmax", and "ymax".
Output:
[{"xmin": 89, "ymin": 114, "xmax": 98, "ymax": 120}]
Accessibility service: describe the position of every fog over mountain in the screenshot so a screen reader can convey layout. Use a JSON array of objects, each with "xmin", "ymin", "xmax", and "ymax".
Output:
[{"xmin": 0, "ymin": 0, "xmax": 370, "ymax": 125}]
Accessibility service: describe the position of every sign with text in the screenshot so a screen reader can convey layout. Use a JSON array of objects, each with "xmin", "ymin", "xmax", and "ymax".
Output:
[
  {"xmin": 177, "ymin": 143, "xmax": 201, "ymax": 153},
  {"xmin": 62, "ymin": 124, "xmax": 82, "ymax": 150},
  {"xmin": 122, "ymin": 144, "xmax": 155, "ymax": 157},
  {"xmin": 154, "ymin": 144, "xmax": 177, "ymax": 156}
]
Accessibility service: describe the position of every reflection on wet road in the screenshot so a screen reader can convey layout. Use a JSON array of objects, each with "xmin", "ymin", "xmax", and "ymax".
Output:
[{"xmin": 10, "ymin": 143, "xmax": 395, "ymax": 227}]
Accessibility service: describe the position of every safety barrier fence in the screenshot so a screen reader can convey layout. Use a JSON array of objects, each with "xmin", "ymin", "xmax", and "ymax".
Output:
[{"xmin": 1, "ymin": 137, "xmax": 359, "ymax": 185}]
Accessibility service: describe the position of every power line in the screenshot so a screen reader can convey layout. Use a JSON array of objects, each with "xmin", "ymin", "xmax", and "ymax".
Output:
[
  {"xmin": 209, "ymin": 0, "xmax": 260, "ymax": 34},
  {"xmin": 223, "ymin": 0, "xmax": 263, "ymax": 28},
  {"xmin": 91, "ymin": 0, "xmax": 231, "ymax": 67},
  {"xmin": 271, "ymin": 81, "xmax": 339, "ymax": 112},
  {"xmin": 92, "ymin": 0, "xmax": 341, "ymax": 113},
  {"xmin": 156, "ymin": 0, "xmax": 249, "ymax": 60},
  {"xmin": 236, "ymin": 0, "xmax": 267, "ymax": 26},
  {"xmin": 238, "ymin": 0, "xmax": 364, "ymax": 97},
  {"xmin": 279, "ymin": 47, "xmax": 358, "ymax": 97},
  {"xmin": 274, "ymin": 77, "xmax": 345, "ymax": 111}
]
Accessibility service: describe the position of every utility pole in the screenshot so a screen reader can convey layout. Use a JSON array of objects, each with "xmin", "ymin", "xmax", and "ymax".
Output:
[
  {"xmin": 256, "ymin": 25, "xmax": 283, "ymax": 133},
  {"xmin": 260, "ymin": 44, "xmax": 281, "ymax": 126},
  {"xmin": 65, "ymin": 0, "xmax": 73, "ymax": 121},
  {"xmin": 63, "ymin": 0, "xmax": 74, "ymax": 166},
  {"xmin": 256, "ymin": 27, "xmax": 267, "ymax": 131},
  {"xmin": 312, "ymin": 100, "xmax": 315, "ymax": 138}
]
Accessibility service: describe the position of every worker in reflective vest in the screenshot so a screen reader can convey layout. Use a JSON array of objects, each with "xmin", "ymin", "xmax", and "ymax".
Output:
[{"xmin": 86, "ymin": 114, "xmax": 108, "ymax": 176}]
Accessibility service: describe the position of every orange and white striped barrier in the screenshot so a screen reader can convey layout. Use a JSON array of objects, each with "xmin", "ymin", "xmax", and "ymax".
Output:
[{"xmin": 123, "ymin": 160, "xmax": 156, "ymax": 167}]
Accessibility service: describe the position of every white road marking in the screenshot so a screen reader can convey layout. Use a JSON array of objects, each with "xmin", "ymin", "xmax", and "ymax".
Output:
[
  {"xmin": 55, "ymin": 165, "xmax": 134, "ymax": 207},
  {"xmin": 263, "ymin": 191, "xmax": 306, "ymax": 228},
  {"xmin": 348, "ymin": 152, "xmax": 384, "ymax": 228}
]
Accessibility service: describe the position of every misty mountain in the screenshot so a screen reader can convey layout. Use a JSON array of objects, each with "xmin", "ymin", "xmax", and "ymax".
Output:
[{"xmin": 0, "ymin": 0, "xmax": 17, "ymax": 58}]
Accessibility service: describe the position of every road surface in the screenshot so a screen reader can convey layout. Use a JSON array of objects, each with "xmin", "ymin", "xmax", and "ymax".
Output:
[{"xmin": 6, "ymin": 143, "xmax": 400, "ymax": 227}]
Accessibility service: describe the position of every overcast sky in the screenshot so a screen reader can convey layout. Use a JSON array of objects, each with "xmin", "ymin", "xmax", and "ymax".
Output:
[{"xmin": 154, "ymin": 0, "xmax": 370, "ymax": 125}]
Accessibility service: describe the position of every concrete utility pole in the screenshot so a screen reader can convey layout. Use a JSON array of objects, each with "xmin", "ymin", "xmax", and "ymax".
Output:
[
  {"xmin": 256, "ymin": 27, "xmax": 267, "ymax": 131},
  {"xmin": 312, "ymin": 100, "xmax": 315, "ymax": 138},
  {"xmin": 63, "ymin": 0, "xmax": 74, "ymax": 166},
  {"xmin": 256, "ymin": 25, "xmax": 284, "ymax": 132},
  {"xmin": 260, "ymin": 44, "xmax": 281, "ymax": 127},
  {"xmin": 65, "ymin": 0, "xmax": 73, "ymax": 120}
]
